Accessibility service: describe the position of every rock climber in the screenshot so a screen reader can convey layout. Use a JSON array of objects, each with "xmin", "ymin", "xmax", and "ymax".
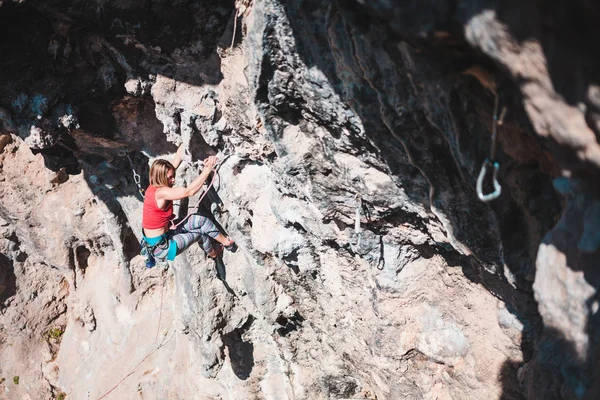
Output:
[{"xmin": 141, "ymin": 145, "xmax": 234, "ymax": 263}]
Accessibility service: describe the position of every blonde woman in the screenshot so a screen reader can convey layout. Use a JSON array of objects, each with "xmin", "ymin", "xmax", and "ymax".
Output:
[{"xmin": 141, "ymin": 146, "xmax": 234, "ymax": 263}]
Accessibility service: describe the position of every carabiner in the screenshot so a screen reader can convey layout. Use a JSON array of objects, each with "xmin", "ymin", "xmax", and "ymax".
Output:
[
  {"xmin": 476, "ymin": 159, "xmax": 501, "ymax": 202},
  {"xmin": 126, "ymin": 153, "xmax": 145, "ymax": 199}
]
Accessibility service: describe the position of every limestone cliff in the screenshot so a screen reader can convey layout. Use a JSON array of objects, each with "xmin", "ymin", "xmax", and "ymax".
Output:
[{"xmin": 0, "ymin": 0, "xmax": 598, "ymax": 399}]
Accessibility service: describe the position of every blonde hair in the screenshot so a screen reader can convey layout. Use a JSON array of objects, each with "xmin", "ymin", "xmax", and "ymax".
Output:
[{"xmin": 149, "ymin": 159, "xmax": 175, "ymax": 187}]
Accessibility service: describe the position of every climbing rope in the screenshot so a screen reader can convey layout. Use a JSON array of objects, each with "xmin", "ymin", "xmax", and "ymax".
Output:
[
  {"xmin": 170, "ymin": 150, "xmax": 231, "ymax": 230},
  {"xmin": 155, "ymin": 268, "xmax": 167, "ymax": 343},
  {"xmin": 230, "ymin": 0, "xmax": 250, "ymax": 49},
  {"xmin": 231, "ymin": 8, "xmax": 239, "ymax": 49},
  {"xmin": 476, "ymin": 94, "xmax": 506, "ymax": 202},
  {"xmin": 170, "ymin": 166, "xmax": 219, "ymax": 230},
  {"xmin": 97, "ymin": 269, "xmax": 168, "ymax": 400}
]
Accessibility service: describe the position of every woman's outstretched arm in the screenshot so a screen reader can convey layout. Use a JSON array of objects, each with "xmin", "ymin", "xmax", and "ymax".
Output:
[
  {"xmin": 156, "ymin": 156, "xmax": 218, "ymax": 201},
  {"xmin": 171, "ymin": 145, "xmax": 185, "ymax": 170}
]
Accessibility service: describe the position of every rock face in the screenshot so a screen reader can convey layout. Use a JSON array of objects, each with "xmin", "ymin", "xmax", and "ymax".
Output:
[{"xmin": 0, "ymin": 0, "xmax": 598, "ymax": 399}]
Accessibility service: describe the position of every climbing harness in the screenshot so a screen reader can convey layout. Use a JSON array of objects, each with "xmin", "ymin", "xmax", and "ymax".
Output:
[
  {"xmin": 140, "ymin": 234, "xmax": 169, "ymax": 269},
  {"xmin": 126, "ymin": 153, "xmax": 145, "ymax": 198},
  {"xmin": 476, "ymin": 94, "xmax": 506, "ymax": 202}
]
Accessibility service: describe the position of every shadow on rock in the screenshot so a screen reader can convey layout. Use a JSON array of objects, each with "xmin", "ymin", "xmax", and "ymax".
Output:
[
  {"xmin": 0, "ymin": 0, "xmax": 236, "ymax": 219},
  {"xmin": 0, "ymin": 253, "xmax": 16, "ymax": 305},
  {"xmin": 498, "ymin": 358, "xmax": 526, "ymax": 400},
  {"xmin": 515, "ymin": 327, "xmax": 584, "ymax": 400},
  {"xmin": 530, "ymin": 185, "xmax": 600, "ymax": 398},
  {"xmin": 273, "ymin": 1, "xmax": 568, "ymax": 398},
  {"xmin": 222, "ymin": 325, "xmax": 255, "ymax": 380}
]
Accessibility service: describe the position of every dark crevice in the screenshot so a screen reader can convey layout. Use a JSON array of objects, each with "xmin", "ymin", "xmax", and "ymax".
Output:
[
  {"xmin": 276, "ymin": 311, "xmax": 304, "ymax": 337},
  {"xmin": 282, "ymin": 249, "xmax": 300, "ymax": 274},
  {"xmin": 75, "ymin": 245, "xmax": 91, "ymax": 272},
  {"xmin": 255, "ymin": 25, "xmax": 276, "ymax": 107},
  {"xmin": 32, "ymin": 145, "xmax": 81, "ymax": 174},
  {"xmin": 122, "ymin": 221, "xmax": 142, "ymax": 261},
  {"xmin": 67, "ymin": 246, "xmax": 76, "ymax": 271},
  {"xmin": 323, "ymin": 239, "xmax": 341, "ymax": 250},
  {"xmin": 0, "ymin": 254, "xmax": 16, "ymax": 305},
  {"xmin": 222, "ymin": 316, "xmax": 255, "ymax": 380},
  {"xmin": 232, "ymin": 159, "xmax": 264, "ymax": 176},
  {"xmin": 288, "ymin": 221, "xmax": 307, "ymax": 233}
]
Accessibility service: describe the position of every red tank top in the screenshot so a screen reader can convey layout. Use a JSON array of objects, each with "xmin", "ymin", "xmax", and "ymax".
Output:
[{"xmin": 142, "ymin": 185, "xmax": 173, "ymax": 229}]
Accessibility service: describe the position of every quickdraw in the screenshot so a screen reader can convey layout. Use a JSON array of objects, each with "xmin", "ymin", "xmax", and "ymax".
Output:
[
  {"xmin": 352, "ymin": 193, "xmax": 385, "ymax": 270},
  {"xmin": 354, "ymin": 193, "xmax": 362, "ymax": 234},
  {"xmin": 476, "ymin": 93, "xmax": 506, "ymax": 202},
  {"xmin": 126, "ymin": 153, "xmax": 145, "ymax": 198},
  {"xmin": 375, "ymin": 235, "xmax": 385, "ymax": 271}
]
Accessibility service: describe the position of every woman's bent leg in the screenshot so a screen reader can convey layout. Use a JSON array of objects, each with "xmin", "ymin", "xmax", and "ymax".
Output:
[
  {"xmin": 182, "ymin": 214, "xmax": 233, "ymax": 247},
  {"xmin": 168, "ymin": 215, "xmax": 231, "ymax": 256},
  {"xmin": 171, "ymin": 232, "xmax": 213, "ymax": 255},
  {"xmin": 181, "ymin": 215, "xmax": 220, "ymax": 238}
]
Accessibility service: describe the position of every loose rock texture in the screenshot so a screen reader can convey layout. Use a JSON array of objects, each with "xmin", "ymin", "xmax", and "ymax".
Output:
[{"xmin": 0, "ymin": 0, "xmax": 598, "ymax": 399}]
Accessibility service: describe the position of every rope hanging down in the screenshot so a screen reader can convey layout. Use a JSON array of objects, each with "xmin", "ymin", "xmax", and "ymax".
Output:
[
  {"xmin": 476, "ymin": 93, "xmax": 506, "ymax": 202},
  {"xmin": 96, "ymin": 269, "xmax": 169, "ymax": 400},
  {"xmin": 231, "ymin": 8, "xmax": 239, "ymax": 49}
]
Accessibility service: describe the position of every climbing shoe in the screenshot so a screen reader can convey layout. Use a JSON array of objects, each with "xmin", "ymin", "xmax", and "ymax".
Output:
[{"xmin": 224, "ymin": 238, "xmax": 237, "ymax": 253}]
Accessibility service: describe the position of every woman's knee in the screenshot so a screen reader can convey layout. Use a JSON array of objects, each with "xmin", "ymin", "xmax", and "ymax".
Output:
[
  {"xmin": 187, "ymin": 215, "xmax": 219, "ymax": 237},
  {"xmin": 199, "ymin": 236, "xmax": 213, "ymax": 253},
  {"xmin": 173, "ymin": 232, "xmax": 213, "ymax": 255}
]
